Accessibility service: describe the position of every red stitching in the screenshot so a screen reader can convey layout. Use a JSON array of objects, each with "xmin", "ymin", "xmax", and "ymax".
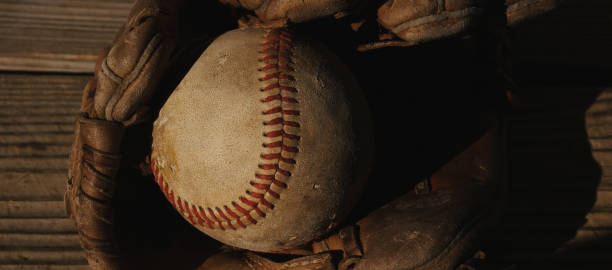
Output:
[
  {"xmin": 281, "ymin": 145, "xmax": 299, "ymax": 153},
  {"xmin": 260, "ymin": 55, "xmax": 293, "ymax": 63},
  {"xmin": 263, "ymin": 118, "xmax": 299, "ymax": 126},
  {"xmin": 264, "ymin": 130, "xmax": 301, "ymax": 140},
  {"xmin": 259, "ymin": 164, "xmax": 276, "ymax": 170},
  {"xmin": 198, "ymin": 206, "xmax": 215, "ymax": 228},
  {"xmin": 255, "ymin": 173, "xmax": 275, "ymax": 181},
  {"xmin": 261, "ymin": 94, "xmax": 298, "ymax": 103},
  {"xmin": 276, "ymin": 168, "xmax": 291, "ymax": 176},
  {"xmin": 254, "ymin": 207, "xmax": 265, "ymax": 218},
  {"xmin": 259, "ymin": 72, "xmax": 295, "ymax": 81},
  {"xmin": 262, "ymin": 107, "xmax": 300, "ymax": 115},
  {"xmin": 268, "ymin": 190, "xmax": 280, "ymax": 199},
  {"xmin": 224, "ymin": 206, "xmax": 247, "ymax": 228},
  {"xmin": 151, "ymin": 28, "xmax": 299, "ymax": 233},
  {"xmin": 261, "ymin": 83, "xmax": 297, "ymax": 92},
  {"xmin": 260, "ymin": 198, "xmax": 274, "ymax": 209},
  {"xmin": 184, "ymin": 200, "xmax": 197, "ymax": 225},
  {"xmin": 240, "ymin": 196, "xmax": 258, "ymax": 208},
  {"xmin": 167, "ymin": 187, "xmax": 176, "ymax": 210},
  {"xmin": 233, "ymin": 202, "xmax": 257, "ymax": 224},
  {"xmin": 250, "ymin": 182, "xmax": 270, "ymax": 190},
  {"xmin": 216, "ymin": 207, "xmax": 237, "ymax": 230},
  {"xmin": 273, "ymin": 179, "xmax": 288, "ymax": 188},
  {"xmin": 260, "ymin": 153, "xmax": 296, "ymax": 164},
  {"xmin": 191, "ymin": 205, "xmax": 206, "ymax": 227},
  {"xmin": 246, "ymin": 190, "xmax": 265, "ymax": 198},
  {"xmin": 208, "ymin": 208, "xmax": 226, "ymax": 231},
  {"xmin": 177, "ymin": 197, "xmax": 185, "ymax": 215}
]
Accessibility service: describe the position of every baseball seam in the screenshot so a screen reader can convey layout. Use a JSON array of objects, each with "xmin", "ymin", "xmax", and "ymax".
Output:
[{"xmin": 152, "ymin": 28, "xmax": 300, "ymax": 231}]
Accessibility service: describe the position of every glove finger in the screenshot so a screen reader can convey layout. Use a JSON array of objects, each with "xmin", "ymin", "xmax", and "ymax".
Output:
[
  {"xmin": 377, "ymin": 0, "xmax": 486, "ymax": 44},
  {"xmin": 94, "ymin": 0, "xmax": 182, "ymax": 123},
  {"xmin": 109, "ymin": 36, "xmax": 173, "ymax": 123},
  {"xmin": 120, "ymin": 104, "xmax": 151, "ymax": 126},
  {"xmin": 227, "ymin": 0, "xmax": 356, "ymax": 23}
]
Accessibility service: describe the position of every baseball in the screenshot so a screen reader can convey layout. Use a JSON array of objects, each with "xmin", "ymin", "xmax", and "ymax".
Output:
[{"xmin": 151, "ymin": 27, "xmax": 373, "ymax": 252}]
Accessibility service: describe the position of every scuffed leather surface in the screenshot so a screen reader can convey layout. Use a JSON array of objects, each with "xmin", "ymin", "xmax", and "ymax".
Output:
[
  {"xmin": 199, "ymin": 250, "xmax": 337, "ymax": 270},
  {"xmin": 219, "ymin": 0, "xmax": 361, "ymax": 23},
  {"xmin": 65, "ymin": 115, "xmax": 125, "ymax": 269},
  {"xmin": 81, "ymin": 0, "xmax": 181, "ymax": 126},
  {"xmin": 312, "ymin": 119, "xmax": 505, "ymax": 270},
  {"xmin": 377, "ymin": 0, "xmax": 486, "ymax": 29},
  {"xmin": 219, "ymin": 0, "xmax": 561, "ymax": 48},
  {"xmin": 505, "ymin": 0, "xmax": 563, "ymax": 25},
  {"xmin": 82, "ymin": 0, "xmax": 235, "ymax": 126}
]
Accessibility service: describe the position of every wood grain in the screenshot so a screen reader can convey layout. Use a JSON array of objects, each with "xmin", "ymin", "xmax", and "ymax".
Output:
[
  {"xmin": 0, "ymin": 0, "xmax": 133, "ymax": 73},
  {"xmin": 0, "ymin": 218, "xmax": 75, "ymax": 233},
  {"xmin": 0, "ymin": 73, "xmax": 85, "ymax": 268},
  {"xmin": 0, "ymin": 251, "xmax": 86, "ymax": 265}
]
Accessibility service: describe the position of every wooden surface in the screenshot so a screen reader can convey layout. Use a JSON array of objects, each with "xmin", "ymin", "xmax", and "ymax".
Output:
[
  {"xmin": 486, "ymin": 0, "xmax": 612, "ymax": 267},
  {"xmin": 0, "ymin": 0, "xmax": 611, "ymax": 269},
  {"xmin": 0, "ymin": 74, "xmax": 88, "ymax": 269},
  {"xmin": 0, "ymin": 0, "xmax": 132, "ymax": 73}
]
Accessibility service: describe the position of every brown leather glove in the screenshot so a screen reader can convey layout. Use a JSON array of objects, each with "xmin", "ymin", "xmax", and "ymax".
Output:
[
  {"xmin": 219, "ymin": 0, "xmax": 361, "ymax": 24},
  {"xmin": 374, "ymin": 0, "xmax": 562, "ymax": 49},
  {"xmin": 222, "ymin": 0, "xmax": 561, "ymax": 50},
  {"xmin": 311, "ymin": 116, "xmax": 506, "ymax": 270},
  {"xmin": 66, "ymin": 114, "xmax": 124, "ymax": 269},
  {"xmin": 66, "ymin": 0, "xmax": 559, "ymax": 269},
  {"xmin": 65, "ymin": 1, "xmax": 236, "ymax": 269},
  {"xmin": 82, "ymin": 0, "xmax": 183, "ymax": 126},
  {"xmin": 198, "ymin": 249, "xmax": 339, "ymax": 270}
]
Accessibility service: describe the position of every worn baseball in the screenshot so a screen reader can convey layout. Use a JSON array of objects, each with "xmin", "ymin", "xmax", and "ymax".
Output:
[{"xmin": 151, "ymin": 28, "xmax": 372, "ymax": 252}]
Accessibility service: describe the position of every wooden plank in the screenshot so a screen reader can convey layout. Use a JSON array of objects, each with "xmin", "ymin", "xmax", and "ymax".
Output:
[
  {"xmin": 0, "ymin": 234, "xmax": 80, "ymax": 249},
  {"xmin": 0, "ymin": 201, "xmax": 67, "ymax": 218},
  {"xmin": 0, "ymin": 75, "xmax": 85, "ymax": 173},
  {"xmin": 592, "ymin": 191, "xmax": 612, "ymax": 212},
  {"xmin": 0, "ymin": 137, "xmax": 74, "ymax": 148},
  {"xmin": 0, "ymin": 251, "xmax": 86, "ymax": 265},
  {"xmin": 563, "ymin": 229, "xmax": 612, "ymax": 248},
  {"xmin": 0, "ymin": 218, "xmax": 75, "ymax": 233},
  {"xmin": 0, "ymin": 73, "xmax": 89, "ymax": 267},
  {"xmin": 0, "ymin": 266, "xmax": 89, "ymax": 270},
  {"xmin": 0, "ymin": 157, "xmax": 69, "ymax": 171},
  {"xmin": 0, "ymin": 0, "xmax": 133, "ymax": 73},
  {"xmin": 494, "ymin": 62, "xmax": 611, "ymax": 267},
  {"xmin": 0, "ymin": 100, "xmax": 81, "ymax": 106},
  {"xmin": 592, "ymin": 152, "xmax": 612, "ymax": 167},
  {"xmin": 0, "ymin": 173, "xmax": 66, "ymax": 201},
  {"xmin": 0, "ymin": 116, "xmax": 76, "ymax": 124}
]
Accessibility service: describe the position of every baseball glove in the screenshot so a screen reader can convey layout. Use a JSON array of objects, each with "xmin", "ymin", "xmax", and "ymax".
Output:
[
  {"xmin": 65, "ymin": 0, "xmax": 236, "ymax": 268},
  {"xmin": 65, "ymin": 0, "xmax": 561, "ymax": 269}
]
